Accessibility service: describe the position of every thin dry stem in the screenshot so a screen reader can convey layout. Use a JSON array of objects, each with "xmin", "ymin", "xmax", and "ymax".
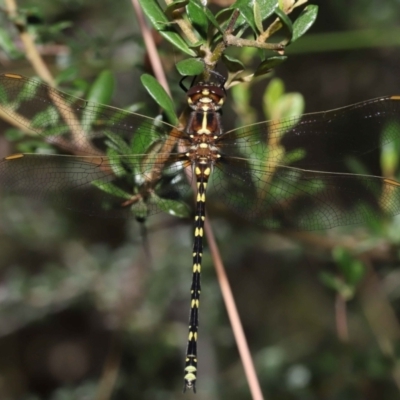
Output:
[
  {"xmin": 95, "ymin": 335, "xmax": 122, "ymax": 400},
  {"xmin": 131, "ymin": 0, "xmax": 171, "ymax": 96},
  {"xmin": 4, "ymin": 0, "xmax": 55, "ymax": 85},
  {"xmin": 205, "ymin": 219, "xmax": 265, "ymax": 400},
  {"xmin": 3, "ymin": 0, "xmax": 99, "ymax": 154},
  {"xmin": 225, "ymin": 35, "xmax": 285, "ymax": 51}
]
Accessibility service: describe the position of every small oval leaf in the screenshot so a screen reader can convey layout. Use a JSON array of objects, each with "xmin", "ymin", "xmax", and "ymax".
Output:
[
  {"xmin": 254, "ymin": 56, "xmax": 287, "ymax": 77},
  {"xmin": 157, "ymin": 197, "xmax": 191, "ymax": 218},
  {"xmin": 292, "ymin": 5, "xmax": 319, "ymax": 42},
  {"xmin": 187, "ymin": 0, "xmax": 208, "ymax": 38},
  {"xmin": 80, "ymin": 71, "xmax": 114, "ymax": 132},
  {"xmin": 140, "ymin": 74, "xmax": 178, "ymax": 125},
  {"xmin": 138, "ymin": 0, "xmax": 196, "ymax": 56},
  {"xmin": 274, "ymin": 6, "xmax": 293, "ymax": 35},
  {"xmin": 222, "ymin": 55, "xmax": 245, "ymax": 73},
  {"xmin": 176, "ymin": 58, "xmax": 205, "ymax": 76},
  {"xmin": 86, "ymin": 70, "xmax": 114, "ymax": 105}
]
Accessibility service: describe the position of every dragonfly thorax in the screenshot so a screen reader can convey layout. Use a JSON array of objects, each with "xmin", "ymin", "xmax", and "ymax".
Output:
[
  {"xmin": 184, "ymin": 82, "xmax": 224, "ymax": 166},
  {"xmin": 186, "ymin": 82, "xmax": 226, "ymax": 111},
  {"xmin": 187, "ymin": 142, "xmax": 220, "ymax": 166}
]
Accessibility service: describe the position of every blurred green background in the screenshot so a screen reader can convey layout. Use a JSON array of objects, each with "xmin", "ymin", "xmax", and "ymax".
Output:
[{"xmin": 1, "ymin": 0, "xmax": 400, "ymax": 399}]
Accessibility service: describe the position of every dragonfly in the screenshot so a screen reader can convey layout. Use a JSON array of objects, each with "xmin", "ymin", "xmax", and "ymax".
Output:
[{"xmin": 1, "ymin": 73, "xmax": 400, "ymax": 392}]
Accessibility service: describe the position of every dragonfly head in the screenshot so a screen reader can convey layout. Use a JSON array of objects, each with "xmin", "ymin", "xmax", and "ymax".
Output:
[{"xmin": 186, "ymin": 82, "xmax": 226, "ymax": 112}]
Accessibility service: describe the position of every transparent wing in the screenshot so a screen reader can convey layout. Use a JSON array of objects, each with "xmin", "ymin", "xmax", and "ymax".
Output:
[
  {"xmin": 212, "ymin": 96, "xmax": 400, "ymax": 229},
  {"xmin": 0, "ymin": 73, "xmax": 180, "ymax": 154},
  {"xmin": 0, "ymin": 153, "xmax": 192, "ymax": 218},
  {"xmin": 0, "ymin": 74, "xmax": 192, "ymax": 218}
]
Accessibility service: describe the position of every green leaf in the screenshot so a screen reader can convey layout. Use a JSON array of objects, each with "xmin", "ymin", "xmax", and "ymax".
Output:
[
  {"xmin": 381, "ymin": 139, "xmax": 399, "ymax": 177},
  {"xmin": 254, "ymin": 56, "xmax": 287, "ymax": 77},
  {"xmin": 263, "ymin": 79, "xmax": 304, "ymax": 133},
  {"xmin": 222, "ymin": 54, "xmax": 245, "ymax": 73},
  {"xmin": 31, "ymin": 107, "xmax": 60, "ymax": 130},
  {"xmin": 138, "ymin": 0, "xmax": 196, "ymax": 56},
  {"xmin": 346, "ymin": 261, "xmax": 365, "ymax": 286},
  {"xmin": 275, "ymin": 93, "xmax": 304, "ymax": 120},
  {"xmin": 381, "ymin": 122, "xmax": 400, "ymax": 177},
  {"xmin": 55, "ymin": 66, "xmax": 80, "ymax": 85},
  {"xmin": 187, "ymin": 0, "xmax": 208, "ymax": 38},
  {"xmin": 86, "ymin": 70, "xmax": 114, "ymax": 105},
  {"xmin": 175, "ymin": 58, "xmax": 205, "ymax": 76},
  {"xmin": 292, "ymin": 5, "xmax": 318, "ymax": 42},
  {"xmin": 153, "ymin": 195, "xmax": 191, "ymax": 218},
  {"xmin": 253, "ymin": 1, "xmax": 264, "ymax": 33},
  {"xmin": 92, "ymin": 180, "xmax": 132, "ymax": 200},
  {"xmin": 17, "ymin": 78, "xmax": 41, "ymax": 103},
  {"xmin": 231, "ymin": 83, "xmax": 257, "ymax": 126},
  {"xmin": 203, "ymin": 7, "xmax": 223, "ymax": 32},
  {"xmin": 319, "ymin": 272, "xmax": 354, "ymax": 299},
  {"xmin": 130, "ymin": 116, "xmax": 163, "ymax": 156},
  {"xmin": 80, "ymin": 70, "xmax": 114, "ymax": 132},
  {"xmin": 263, "ymin": 78, "xmax": 285, "ymax": 118},
  {"xmin": 333, "ymin": 247, "xmax": 366, "ymax": 287},
  {"xmin": 319, "ymin": 271, "xmax": 343, "ymax": 292},
  {"xmin": 166, "ymin": 0, "xmax": 189, "ymax": 14},
  {"xmin": 106, "ymin": 148, "xmax": 129, "ymax": 177},
  {"xmin": 258, "ymin": 0, "xmax": 278, "ymax": 18},
  {"xmin": 187, "ymin": 40, "xmax": 206, "ymax": 51},
  {"xmin": 138, "ymin": 0, "xmax": 169, "ymax": 29},
  {"xmin": 16, "ymin": 140, "xmax": 54, "ymax": 154},
  {"xmin": 46, "ymin": 21, "xmax": 72, "ymax": 35},
  {"xmin": 231, "ymin": 0, "xmax": 277, "ymax": 34},
  {"xmin": 283, "ymin": 148, "xmax": 305, "ymax": 164},
  {"xmin": 231, "ymin": 0, "xmax": 258, "ymax": 33},
  {"xmin": 274, "ymin": 6, "xmax": 293, "ymax": 36},
  {"xmin": 103, "ymin": 130, "xmax": 132, "ymax": 155},
  {"xmin": 5, "ymin": 128, "xmax": 25, "ymax": 141},
  {"xmin": 0, "ymin": 27, "xmax": 21, "ymax": 58},
  {"xmin": 141, "ymin": 74, "xmax": 178, "ymax": 125}
]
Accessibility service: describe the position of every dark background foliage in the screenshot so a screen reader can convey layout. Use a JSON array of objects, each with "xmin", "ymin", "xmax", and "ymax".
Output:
[{"xmin": 0, "ymin": 0, "xmax": 400, "ymax": 399}]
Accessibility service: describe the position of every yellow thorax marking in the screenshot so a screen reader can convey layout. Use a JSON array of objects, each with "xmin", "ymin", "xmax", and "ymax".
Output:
[{"xmin": 197, "ymin": 112, "xmax": 211, "ymax": 134}]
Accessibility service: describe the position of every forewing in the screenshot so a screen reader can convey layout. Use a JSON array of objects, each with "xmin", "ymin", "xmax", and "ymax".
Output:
[
  {"xmin": 213, "ymin": 96, "xmax": 400, "ymax": 229},
  {"xmin": 0, "ymin": 74, "xmax": 192, "ymax": 218},
  {"xmin": 0, "ymin": 74, "xmax": 179, "ymax": 155}
]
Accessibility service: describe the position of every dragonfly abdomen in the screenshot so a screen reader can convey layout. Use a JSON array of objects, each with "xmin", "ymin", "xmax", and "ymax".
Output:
[
  {"xmin": 183, "ymin": 163, "xmax": 211, "ymax": 392},
  {"xmin": 182, "ymin": 81, "xmax": 226, "ymax": 392}
]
